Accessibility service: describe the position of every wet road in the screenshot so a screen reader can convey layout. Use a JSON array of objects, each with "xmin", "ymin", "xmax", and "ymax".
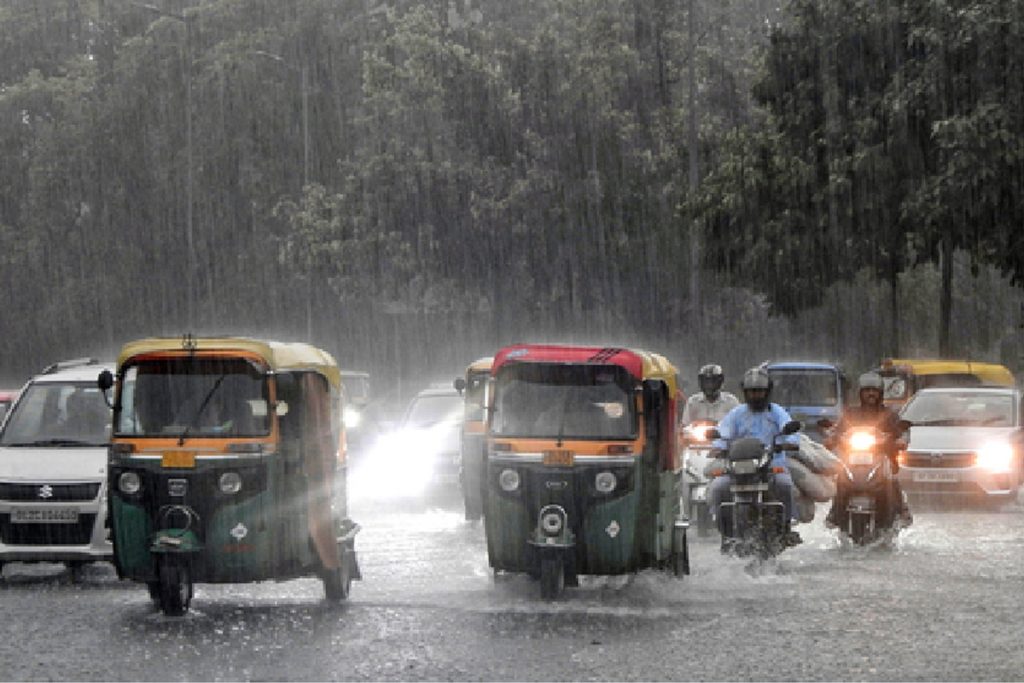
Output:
[{"xmin": 1, "ymin": 484, "xmax": 1023, "ymax": 681}]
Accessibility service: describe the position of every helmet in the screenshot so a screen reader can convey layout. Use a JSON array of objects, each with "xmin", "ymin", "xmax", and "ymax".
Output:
[
  {"xmin": 858, "ymin": 372, "xmax": 884, "ymax": 392},
  {"xmin": 697, "ymin": 364, "xmax": 724, "ymax": 399},
  {"xmin": 741, "ymin": 367, "xmax": 772, "ymax": 411},
  {"xmin": 858, "ymin": 371, "xmax": 884, "ymax": 407}
]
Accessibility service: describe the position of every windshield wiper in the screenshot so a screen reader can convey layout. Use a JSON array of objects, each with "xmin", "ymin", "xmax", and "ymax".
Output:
[
  {"xmin": 4, "ymin": 439, "xmax": 100, "ymax": 447},
  {"xmin": 178, "ymin": 374, "xmax": 227, "ymax": 445}
]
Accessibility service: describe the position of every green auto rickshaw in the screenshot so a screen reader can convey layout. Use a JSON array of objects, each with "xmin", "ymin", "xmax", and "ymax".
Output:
[
  {"xmin": 485, "ymin": 343, "xmax": 689, "ymax": 599},
  {"xmin": 97, "ymin": 335, "xmax": 360, "ymax": 615}
]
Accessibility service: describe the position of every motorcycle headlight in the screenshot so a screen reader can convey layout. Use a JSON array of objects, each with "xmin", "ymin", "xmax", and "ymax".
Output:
[
  {"xmin": 848, "ymin": 431, "xmax": 876, "ymax": 451},
  {"xmin": 976, "ymin": 442, "xmax": 1013, "ymax": 473},
  {"xmin": 219, "ymin": 472, "xmax": 243, "ymax": 494},
  {"xmin": 595, "ymin": 471, "xmax": 617, "ymax": 494},
  {"xmin": 498, "ymin": 468, "xmax": 520, "ymax": 492},
  {"xmin": 118, "ymin": 471, "xmax": 140, "ymax": 495}
]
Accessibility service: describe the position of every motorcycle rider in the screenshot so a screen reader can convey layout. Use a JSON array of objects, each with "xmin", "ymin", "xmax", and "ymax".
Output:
[
  {"xmin": 682, "ymin": 364, "xmax": 740, "ymax": 425},
  {"xmin": 824, "ymin": 372, "xmax": 913, "ymax": 528},
  {"xmin": 708, "ymin": 366, "xmax": 802, "ymax": 545}
]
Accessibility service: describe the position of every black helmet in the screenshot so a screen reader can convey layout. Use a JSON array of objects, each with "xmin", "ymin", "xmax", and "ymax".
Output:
[
  {"xmin": 740, "ymin": 367, "xmax": 772, "ymax": 411},
  {"xmin": 697, "ymin": 364, "xmax": 724, "ymax": 400}
]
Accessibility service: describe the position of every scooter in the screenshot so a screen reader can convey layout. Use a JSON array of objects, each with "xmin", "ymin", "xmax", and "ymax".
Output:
[
  {"xmin": 707, "ymin": 421, "xmax": 801, "ymax": 561},
  {"xmin": 681, "ymin": 420, "xmax": 716, "ymax": 536},
  {"xmin": 821, "ymin": 420, "xmax": 906, "ymax": 546}
]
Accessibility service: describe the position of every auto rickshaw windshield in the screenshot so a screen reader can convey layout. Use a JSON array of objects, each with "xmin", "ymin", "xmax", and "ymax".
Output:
[
  {"xmin": 491, "ymin": 363, "xmax": 636, "ymax": 440},
  {"xmin": 116, "ymin": 357, "xmax": 271, "ymax": 438}
]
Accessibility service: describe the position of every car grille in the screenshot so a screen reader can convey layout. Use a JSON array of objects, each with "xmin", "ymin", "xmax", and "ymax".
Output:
[
  {"xmin": 0, "ymin": 482, "xmax": 101, "ymax": 501},
  {"xmin": 0, "ymin": 514, "xmax": 97, "ymax": 545},
  {"xmin": 904, "ymin": 452, "xmax": 975, "ymax": 468}
]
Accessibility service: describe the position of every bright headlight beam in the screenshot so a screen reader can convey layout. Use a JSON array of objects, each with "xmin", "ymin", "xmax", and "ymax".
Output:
[
  {"xmin": 976, "ymin": 442, "xmax": 1013, "ymax": 472},
  {"xmin": 849, "ymin": 431, "xmax": 876, "ymax": 451}
]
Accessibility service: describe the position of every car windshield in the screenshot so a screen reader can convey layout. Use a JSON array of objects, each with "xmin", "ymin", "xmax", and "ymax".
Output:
[
  {"xmin": 403, "ymin": 394, "xmax": 463, "ymax": 428},
  {"xmin": 768, "ymin": 369, "xmax": 839, "ymax": 407},
  {"xmin": 117, "ymin": 358, "xmax": 270, "ymax": 438},
  {"xmin": 0, "ymin": 382, "xmax": 110, "ymax": 446},
  {"xmin": 902, "ymin": 391, "xmax": 1016, "ymax": 427},
  {"xmin": 463, "ymin": 370, "xmax": 489, "ymax": 422},
  {"xmin": 491, "ymin": 363, "xmax": 636, "ymax": 440}
]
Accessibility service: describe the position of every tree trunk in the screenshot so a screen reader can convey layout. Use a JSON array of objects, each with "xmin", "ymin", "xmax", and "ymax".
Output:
[{"xmin": 939, "ymin": 238, "xmax": 954, "ymax": 357}]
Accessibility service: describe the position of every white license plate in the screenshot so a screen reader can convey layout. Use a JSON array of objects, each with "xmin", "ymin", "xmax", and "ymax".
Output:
[
  {"xmin": 11, "ymin": 507, "xmax": 79, "ymax": 524},
  {"xmin": 913, "ymin": 470, "xmax": 960, "ymax": 483}
]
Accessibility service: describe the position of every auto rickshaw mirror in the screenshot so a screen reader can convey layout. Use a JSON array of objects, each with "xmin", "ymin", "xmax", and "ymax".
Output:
[
  {"xmin": 783, "ymin": 420, "xmax": 802, "ymax": 435},
  {"xmin": 454, "ymin": 377, "xmax": 466, "ymax": 395},
  {"xmin": 275, "ymin": 401, "xmax": 289, "ymax": 417},
  {"xmin": 817, "ymin": 418, "xmax": 834, "ymax": 430},
  {"xmin": 97, "ymin": 369, "xmax": 114, "ymax": 392}
]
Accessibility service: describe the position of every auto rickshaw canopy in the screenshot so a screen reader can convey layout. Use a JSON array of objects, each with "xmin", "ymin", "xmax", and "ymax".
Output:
[
  {"xmin": 492, "ymin": 344, "xmax": 678, "ymax": 395},
  {"xmin": 117, "ymin": 337, "xmax": 341, "ymax": 390},
  {"xmin": 878, "ymin": 358, "xmax": 1015, "ymax": 387},
  {"xmin": 467, "ymin": 356, "xmax": 494, "ymax": 374}
]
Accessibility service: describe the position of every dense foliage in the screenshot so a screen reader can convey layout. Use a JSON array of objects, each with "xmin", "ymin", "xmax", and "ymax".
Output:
[{"xmin": 0, "ymin": 0, "xmax": 1021, "ymax": 395}]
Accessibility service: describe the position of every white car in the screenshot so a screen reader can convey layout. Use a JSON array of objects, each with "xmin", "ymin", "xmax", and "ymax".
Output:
[
  {"xmin": 0, "ymin": 359, "xmax": 114, "ymax": 576},
  {"xmin": 898, "ymin": 387, "xmax": 1023, "ymax": 503}
]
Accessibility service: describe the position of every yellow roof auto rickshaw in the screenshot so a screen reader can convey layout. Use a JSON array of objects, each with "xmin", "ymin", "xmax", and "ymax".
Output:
[
  {"xmin": 97, "ymin": 335, "xmax": 360, "ymax": 616},
  {"xmin": 875, "ymin": 358, "xmax": 1016, "ymax": 409},
  {"xmin": 485, "ymin": 344, "xmax": 689, "ymax": 599},
  {"xmin": 453, "ymin": 356, "xmax": 493, "ymax": 520}
]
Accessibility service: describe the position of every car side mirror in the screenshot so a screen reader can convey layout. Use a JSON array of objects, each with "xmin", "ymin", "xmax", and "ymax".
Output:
[
  {"xmin": 817, "ymin": 418, "xmax": 834, "ymax": 430},
  {"xmin": 783, "ymin": 420, "xmax": 802, "ymax": 435},
  {"xmin": 897, "ymin": 419, "xmax": 912, "ymax": 433},
  {"xmin": 705, "ymin": 428, "xmax": 721, "ymax": 440},
  {"xmin": 453, "ymin": 377, "xmax": 466, "ymax": 395}
]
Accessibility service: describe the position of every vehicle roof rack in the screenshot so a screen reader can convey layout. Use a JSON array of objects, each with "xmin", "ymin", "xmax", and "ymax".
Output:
[{"xmin": 41, "ymin": 358, "xmax": 100, "ymax": 375}]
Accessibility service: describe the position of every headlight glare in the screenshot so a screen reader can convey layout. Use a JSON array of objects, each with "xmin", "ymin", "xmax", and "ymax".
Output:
[
  {"xmin": 219, "ymin": 471, "xmax": 243, "ymax": 494},
  {"xmin": 118, "ymin": 471, "xmax": 141, "ymax": 495},
  {"xmin": 343, "ymin": 407, "xmax": 362, "ymax": 429},
  {"xmin": 498, "ymin": 468, "xmax": 520, "ymax": 492},
  {"xmin": 976, "ymin": 442, "xmax": 1013, "ymax": 472},
  {"xmin": 595, "ymin": 471, "xmax": 617, "ymax": 494},
  {"xmin": 848, "ymin": 431, "xmax": 876, "ymax": 451}
]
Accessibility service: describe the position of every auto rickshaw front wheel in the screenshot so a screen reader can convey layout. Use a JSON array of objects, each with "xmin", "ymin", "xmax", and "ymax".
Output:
[{"xmin": 157, "ymin": 561, "xmax": 193, "ymax": 617}]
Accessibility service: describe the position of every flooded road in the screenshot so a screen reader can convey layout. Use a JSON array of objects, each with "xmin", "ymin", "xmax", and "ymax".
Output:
[{"xmin": 1, "ymin": 485, "xmax": 1022, "ymax": 681}]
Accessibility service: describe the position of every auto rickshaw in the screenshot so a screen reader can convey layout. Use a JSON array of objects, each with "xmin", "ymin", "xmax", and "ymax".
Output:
[
  {"xmin": 874, "ymin": 358, "xmax": 1016, "ymax": 409},
  {"xmin": 484, "ymin": 344, "xmax": 689, "ymax": 599},
  {"xmin": 454, "ymin": 356, "xmax": 493, "ymax": 520},
  {"xmin": 97, "ymin": 335, "xmax": 360, "ymax": 616}
]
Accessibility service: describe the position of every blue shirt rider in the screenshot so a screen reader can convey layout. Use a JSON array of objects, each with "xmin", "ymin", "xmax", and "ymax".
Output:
[{"xmin": 707, "ymin": 366, "xmax": 802, "ymax": 545}]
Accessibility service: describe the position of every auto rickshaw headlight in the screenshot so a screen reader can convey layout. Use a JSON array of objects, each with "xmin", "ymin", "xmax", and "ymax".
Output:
[
  {"xmin": 219, "ymin": 472, "xmax": 243, "ymax": 494},
  {"xmin": 541, "ymin": 511, "xmax": 564, "ymax": 537},
  {"xmin": 595, "ymin": 471, "xmax": 617, "ymax": 494},
  {"xmin": 498, "ymin": 468, "xmax": 520, "ymax": 492},
  {"xmin": 118, "ymin": 471, "xmax": 141, "ymax": 495},
  {"xmin": 343, "ymin": 407, "xmax": 362, "ymax": 429}
]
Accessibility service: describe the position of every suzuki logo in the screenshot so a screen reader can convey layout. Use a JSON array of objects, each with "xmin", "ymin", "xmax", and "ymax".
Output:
[{"xmin": 38, "ymin": 485, "xmax": 53, "ymax": 499}]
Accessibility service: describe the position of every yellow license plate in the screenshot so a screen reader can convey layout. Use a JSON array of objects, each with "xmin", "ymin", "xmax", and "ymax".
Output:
[
  {"xmin": 162, "ymin": 451, "xmax": 196, "ymax": 469},
  {"xmin": 543, "ymin": 450, "xmax": 574, "ymax": 467}
]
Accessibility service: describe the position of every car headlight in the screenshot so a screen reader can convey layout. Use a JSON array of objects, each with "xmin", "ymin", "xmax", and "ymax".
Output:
[
  {"xmin": 848, "ymin": 431, "xmax": 876, "ymax": 451},
  {"xmin": 343, "ymin": 407, "xmax": 362, "ymax": 429},
  {"xmin": 118, "ymin": 471, "xmax": 141, "ymax": 495},
  {"xmin": 595, "ymin": 471, "xmax": 617, "ymax": 494},
  {"xmin": 498, "ymin": 468, "xmax": 520, "ymax": 492},
  {"xmin": 976, "ymin": 442, "xmax": 1013, "ymax": 472},
  {"xmin": 219, "ymin": 472, "xmax": 243, "ymax": 494}
]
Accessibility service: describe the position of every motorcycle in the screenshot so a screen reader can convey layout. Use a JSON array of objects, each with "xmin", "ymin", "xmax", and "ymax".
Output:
[
  {"xmin": 820, "ymin": 419, "xmax": 905, "ymax": 546},
  {"xmin": 707, "ymin": 420, "xmax": 801, "ymax": 561},
  {"xmin": 681, "ymin": 420, "xmax": 717, "ymax": 537}
]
